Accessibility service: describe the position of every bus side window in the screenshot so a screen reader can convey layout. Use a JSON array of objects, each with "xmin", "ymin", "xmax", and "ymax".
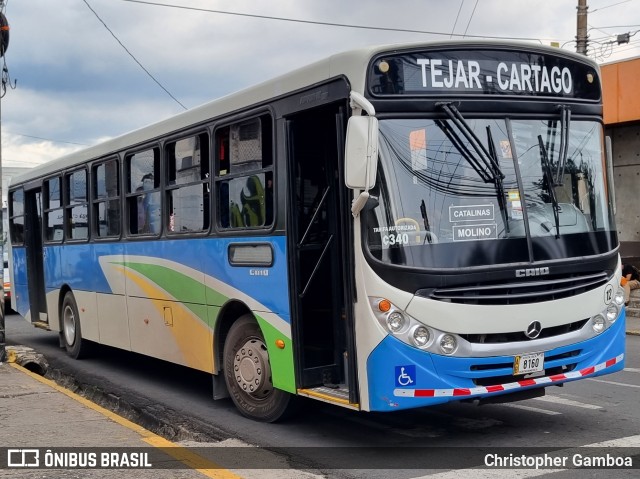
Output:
[
  {"xmin": 9, "ymin": 188, "xmax": 25, "ymax": 245},
  {"xmin": 126, "ymin": 148, "xmax": 161, "ymax": 236},
  {"xmin": 65, "ymin": 168, "xmax": 89, "ymax": 241},
  {"xmin": 44, "ymin": 176, "xmax": 64, "ymax": 243},
  {"xmin": 215, "ymin": 114, "xmax": 273, "ymax": 230},
  {"xmin": 93, "ymin": 159, "xmax": 121, "ymax": 238},
  {"xmin": 165, "ymin": 133, "xmax": 210, "ymax": 234}
]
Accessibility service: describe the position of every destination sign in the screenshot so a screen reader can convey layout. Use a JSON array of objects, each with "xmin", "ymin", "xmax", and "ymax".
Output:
[
  {"xmin": 368, "ymin": 48, "xmax": 600, "ymax": 100},
  {"xmin": 452, "ymin": 223, "xmax": 498, "ymax": 242},
  {"xmin": 449, "ymin": 204, "xmax": 495, "ymax": 223}
]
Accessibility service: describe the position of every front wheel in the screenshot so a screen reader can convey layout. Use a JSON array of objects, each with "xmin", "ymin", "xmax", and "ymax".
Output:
[
  {"xmin": 61, "ymin": 292, "xmax": 92, "ymax": 359},
  {"xmin": 223, "ymin": 315, "xmax": 294, "ymax": 422}
]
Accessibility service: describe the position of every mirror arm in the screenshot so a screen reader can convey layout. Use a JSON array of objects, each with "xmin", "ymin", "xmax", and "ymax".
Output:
[{"xmin": 350, "ymin": 91, "xmax": 376, "ymax": 117}]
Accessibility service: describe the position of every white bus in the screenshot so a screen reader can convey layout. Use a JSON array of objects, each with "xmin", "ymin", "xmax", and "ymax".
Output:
[{"xmin": 9, "ymin": 41, "xmax": 625, "ymax": 421}]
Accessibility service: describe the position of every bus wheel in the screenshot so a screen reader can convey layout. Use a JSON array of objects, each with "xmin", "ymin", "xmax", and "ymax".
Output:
[
  {"xmin": 223, "ymin": 315, "xmax": 293, "ymax": 422},
  {"xmin": 61, "ymin": 292, "xmax": 91, "ymax": 359}
]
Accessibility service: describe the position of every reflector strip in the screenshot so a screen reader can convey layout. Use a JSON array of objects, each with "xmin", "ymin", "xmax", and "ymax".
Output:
[{"xmin": 394, "ymin": 354, "xmax": 624, "ymax": 398}]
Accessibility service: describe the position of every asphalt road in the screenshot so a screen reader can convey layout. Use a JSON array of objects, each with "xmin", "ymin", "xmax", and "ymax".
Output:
[{"xmin": 5, "ymin": 312, "xmax": 640, "ymax": 479}]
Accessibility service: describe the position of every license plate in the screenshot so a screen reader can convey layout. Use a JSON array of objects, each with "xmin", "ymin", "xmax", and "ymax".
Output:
[{"xmin": 513, "ymin": 352, "xmax": 544, "ymax": 375}]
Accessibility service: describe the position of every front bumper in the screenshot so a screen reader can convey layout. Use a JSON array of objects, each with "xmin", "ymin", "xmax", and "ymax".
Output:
[{"xmin": 367, "ymin": 312, "xmax": 626, "ymax": 411}]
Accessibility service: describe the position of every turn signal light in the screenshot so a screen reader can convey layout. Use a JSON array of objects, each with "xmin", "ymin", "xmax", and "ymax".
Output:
[{"xmin": 378, "ymin": 299, "xmax": 392, "ymax": 313}]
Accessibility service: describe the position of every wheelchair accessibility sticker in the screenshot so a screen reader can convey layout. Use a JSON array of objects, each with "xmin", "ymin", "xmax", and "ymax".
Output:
[{"xmin": 395, "ymin": 365, "xmax": 416, "ymax": 387}]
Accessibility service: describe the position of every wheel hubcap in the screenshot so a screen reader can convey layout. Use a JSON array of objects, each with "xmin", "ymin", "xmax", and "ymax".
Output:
[
  {"xmin": 233, "ymin": 338, "xmax": 272, "ymax": 399},
  {"xmin": 63, "ymin": 305, "xmax": 76, "ymax": 346}
]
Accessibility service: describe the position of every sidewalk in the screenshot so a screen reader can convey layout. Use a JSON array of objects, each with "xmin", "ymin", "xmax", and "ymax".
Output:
[
  {"xmin": 0, "ymin": 357, "xmax": 221, "ymax": 479},
  {"xmin": 626, "ymin": 313, "xmax": 640, "ymax": 335},
  {"xmin": 0, "ymin": 348, "xmax": 321, "ymax": 479}
]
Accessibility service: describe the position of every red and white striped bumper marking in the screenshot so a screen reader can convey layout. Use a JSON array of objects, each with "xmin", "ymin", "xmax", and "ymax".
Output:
[{"xmin": 394, "ymin": 354, "xmax": 624, "ymax": 398}]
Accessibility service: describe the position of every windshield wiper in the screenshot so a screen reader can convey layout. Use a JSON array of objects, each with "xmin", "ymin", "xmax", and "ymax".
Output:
[
  {"xmin": 437, "ymin": 102, "xmax": 505, "ymax": 181},
  {"xmin": 538, "ymin": 135, "xmax": 561, "ymax": 238},
  {"xmin": 436, "ymin": 102, "xmax": 508, "ymax": 232},
  {"xmin": 435, "ymin": 119, "xmax": 493, "ymax": 183},
  {"xmin": 419, "ymin": 199, "xmax": 433, "ymax": 244},
  {"xmin": 555, "ymin": 105, "xmax": 571, "ymax": 186},
  {"xmin": 486, "ymin": 125, "xmax": 509, "ymax": 233},
  {"xmin": 545, "ymin": 106, "xmax": 572, "ymax": 186}
]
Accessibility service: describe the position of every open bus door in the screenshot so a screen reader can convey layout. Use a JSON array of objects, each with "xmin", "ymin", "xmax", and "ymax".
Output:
[
  {"xmin": 286, "ymin": 100, "xmax": 359, "ymax": 407},
  {"xmin": 23, "ymin": 186, "xmax": 48, "ymax": 326}
]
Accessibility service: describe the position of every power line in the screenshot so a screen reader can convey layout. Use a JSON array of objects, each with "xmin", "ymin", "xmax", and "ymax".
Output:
[
  {"xmin": 8, "ymin": 132, "xmax": 89, "ymax": 146},
  {"xmin": 588, "ymin": 23, "xmax": 640, "ymax": 29},
  {"xmin": 462, "ymin": 0, "xmax": 479, "ymax": 37},
  {"xmin": 449, "ymin": 0, "xmax": 464, "ymax": 39},
  {"xmin": 590, "ymin": 0, "xmax": 633, "ymax": 13},
  {"xmin": 82, "ymin": 0, "xmax": 187, "ymax": 110},
  {"xmin": 118, "ymin": 0, "xmax": 547, "ymax": 42}
]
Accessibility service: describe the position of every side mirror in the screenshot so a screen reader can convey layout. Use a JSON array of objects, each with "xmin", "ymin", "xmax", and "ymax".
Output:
[{"xmin": 345, "ymin": 116, "xmax": 378, "ymax": 190}]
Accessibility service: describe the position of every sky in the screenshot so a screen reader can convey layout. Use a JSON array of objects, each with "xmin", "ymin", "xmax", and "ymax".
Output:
[{"xmin": 1, "ymin": 0, "xmax": 640, "ymax": 169}]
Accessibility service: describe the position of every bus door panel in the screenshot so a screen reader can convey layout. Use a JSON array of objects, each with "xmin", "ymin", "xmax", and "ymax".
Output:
[
  {"xmin": 42, "ymin": 244, "xmax": 61, "ymax": 328},
  {"xmin": 285, "ymin": 101, "xmax": 355, "ymax": 396},
  {"xmin": 94, "ymin": 244, "xmax": 130, "ymax": 350},
  {"xmin": 11, "ymin": 247, "xmax": 30, "ymax": 316},
  {"xmin": 124, "ymin": 240, "xmax": 210, "ymax": 369},
  {"xmin": 24, "ymin": 188, "xmax": 48, "ymax": 324},
  {"xmin": 127, "ymin": 296, "xmax": 213, "ymax": 372}
]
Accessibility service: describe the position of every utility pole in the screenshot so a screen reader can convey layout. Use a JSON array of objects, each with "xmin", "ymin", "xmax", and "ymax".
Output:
[{"xmin": 576, "ymin": 0, "xmax": 589, "ymax": 55}]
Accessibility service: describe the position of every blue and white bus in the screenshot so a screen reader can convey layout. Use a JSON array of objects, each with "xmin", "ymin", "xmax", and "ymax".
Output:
[{"xmin": 9, "ymin": 41, "xmax": 625, "ymax": 421}]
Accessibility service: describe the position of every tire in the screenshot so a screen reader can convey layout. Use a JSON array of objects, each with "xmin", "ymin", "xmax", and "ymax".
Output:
[
  {"xmin": 223, "ymin": 315, "xmax": 294, "ymax": 422},
  {"xmin": 61, "ymin": 292, "xmax": 92, "ymax": 359}
]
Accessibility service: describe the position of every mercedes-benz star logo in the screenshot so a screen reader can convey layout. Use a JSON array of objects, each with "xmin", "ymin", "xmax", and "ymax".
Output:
[{"xmin": 525, "ymin": 321, "xmax": 542, "ymax": 339}]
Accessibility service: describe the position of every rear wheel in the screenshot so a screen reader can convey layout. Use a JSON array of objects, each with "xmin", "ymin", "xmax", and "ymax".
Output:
[
  {"xmin": 223, "ymin": 315, "xmax": 294, "ymax": 422},
  {"xmin": 61, "ymin": 292, "xmax": 92, "ymax": 359}
]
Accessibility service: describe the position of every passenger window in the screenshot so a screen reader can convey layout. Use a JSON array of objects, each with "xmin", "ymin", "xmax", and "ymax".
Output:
[
  {"xmin": 93, "ymin": 159, "xmax": 121, "ymax": 238},
  {"xmin": 215, "ymin": 115, "xmax": 274, "ymax": 229},
  {"xmin": 65, "ymin": 169, "xmax": 89, "ymax": 241},
  {"xmin": 166, "ymin": 133, "xmax": 210, "ymax": 233},
  {"xmin": 44, "ymin": 177, "xmax": 64, "ymax": 242},
  {"xmin": 9, "ymin": 189, "xmax": 25, "ymax": 245},
  {"xmin": 126, "ymin": 148, "xmax": 161, "ymax": 235}
]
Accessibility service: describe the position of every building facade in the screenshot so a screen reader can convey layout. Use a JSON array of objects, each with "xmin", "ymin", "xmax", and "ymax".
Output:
[{"xmin": 602, "ymin": 56, "xmax": 640, "ymax": 263}]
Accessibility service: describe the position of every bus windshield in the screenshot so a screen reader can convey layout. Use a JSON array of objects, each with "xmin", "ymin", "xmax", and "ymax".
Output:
[{"xmin": 365, "ymin": 117, "xmax": 617, "ymax": 269}]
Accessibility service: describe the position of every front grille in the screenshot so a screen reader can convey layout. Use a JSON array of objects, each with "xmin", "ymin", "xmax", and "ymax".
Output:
[
  {"xmin": 417, "ymin": 271, "xmax": 610, "ymax": 306},
  {"xmin": 460, "ymin": 318, "xmax": 589, "ymax": 344},
  {"xmin": 472, "ymin": 363, "xmax": 579, "ymax": 387},
  {"xmin": 470, "ymin": 350, "xmax": 581, "ymax": 387}
]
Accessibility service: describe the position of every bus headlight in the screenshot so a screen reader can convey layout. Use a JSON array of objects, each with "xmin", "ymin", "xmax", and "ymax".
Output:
[
  {"xmin": 387, "ymin": 312, "xmax": 406, "ymax": 332},
  {"xmin": 606, "ymin": 303, "xmax": 619, "ymax": 323},
  {"xmin": 591, "ymin": 314, "xmax": 606, "ymax": 334},
  {"xmin": 412, "ymin": 326, "xmax": 430, "ymax": 347},
  {"xmin": 369, "ymin": 297, "xmax": 463, "ymax": 355},
  {"xmin": 614, "ymin": 288, "xmax": 625, "ymax": 307},
  {"xmin": 439, "ymin": 334, "xmax": 457, "ymax": 355}
]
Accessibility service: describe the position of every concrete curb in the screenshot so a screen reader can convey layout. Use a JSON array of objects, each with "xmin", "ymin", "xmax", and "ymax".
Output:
[{"xmin": 4, "ymin": 345, "xmax": 49, "ymax": 375}]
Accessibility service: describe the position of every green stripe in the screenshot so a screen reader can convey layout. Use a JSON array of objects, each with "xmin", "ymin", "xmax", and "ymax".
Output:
[
  {"xmin": 256, "ymin": 314, "xmax": 296, "ymax": 393},
  {"xmin": 120, "ymin": 262, "xmax": 227, "ymax": 325},
  {"xmin": 116, "ymin": 260, "xmax": 296, "ymax": 392}
]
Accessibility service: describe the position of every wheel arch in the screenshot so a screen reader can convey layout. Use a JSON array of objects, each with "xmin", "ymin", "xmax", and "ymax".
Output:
[
  {"xmin": 57, "ymin": 284, "xmax": 73, "ymax": 332},
  {"xmin": 213, "ymin": 299, "xmax": 253, "ymax": 374}
]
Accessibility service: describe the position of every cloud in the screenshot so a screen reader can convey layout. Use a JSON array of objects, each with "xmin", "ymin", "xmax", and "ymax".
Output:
[
  {"xmin": 2, "ymin": 132, "xmax": 82, "ymax": 167},
  {"xmin": 2, "ymin": 0, "xmax": 639, "ymax": 170}
]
